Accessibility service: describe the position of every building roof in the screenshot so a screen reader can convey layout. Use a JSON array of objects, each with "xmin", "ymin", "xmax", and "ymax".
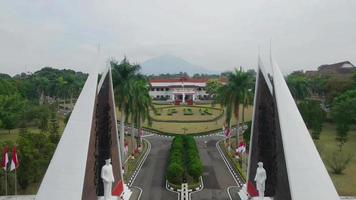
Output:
[
  {"xmin": 149, "ymin": 77, "xmax": 227, "ymax": 83},
  {"xmin": 306, "ymin": 61, "xmax": 356, "ymax": 77},
  {"xmin": 318, "ymin": 61, "xmax": 354, "ymax": 71}
]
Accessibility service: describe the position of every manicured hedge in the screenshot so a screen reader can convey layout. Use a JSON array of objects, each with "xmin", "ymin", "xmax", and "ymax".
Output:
[
  {"xmin": 185, "ymin": 136, "xmax": 203, "ymax": 180},
  {"xmin": 183, "ymin": 108, "xmax": 194, "ymax": 115},
  {"xmin": 167, "ymin": 136, "xmax": 184, "ymax": 184},
  {"xmin": 166, "ymin": 136, "xmax": 203, "ymax": 184}
]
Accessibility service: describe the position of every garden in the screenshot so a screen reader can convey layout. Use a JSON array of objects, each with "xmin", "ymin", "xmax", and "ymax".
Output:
[
  {"xmin": 166, "ymin": 136, "xmax": 203, "ymax": 188},
  {"xmin": 151, "ymin": 105, "xmax": 224, "ymax": 122},
  {"xmin": 133, "ymin": 104, "xmax": 253, "ymax": 135}
]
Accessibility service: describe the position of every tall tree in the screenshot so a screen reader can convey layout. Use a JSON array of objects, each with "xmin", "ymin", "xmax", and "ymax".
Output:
[
  {"xmin": 111, "ymin": 58, "xmax": 141, "ymax": 160},
  {"xmin": 48, "ymin": 111, "xmax": 60, "ymax": 144},
  {"xmin": 324, "ymin": 77, "xmax": 353, "ymax": 104},
  {"xmin": 0, "ymin": 94, "xmax": 26, "ymax": 133},
  {"xmin": 331, "ymin": 89, "xmax": 356, "ymax": 150},
  {"xmin": 205, "ymin": 79, "xmax": 222, "ymax": 98},
  {"xmin": 132, "ymin": 77, "xmax": 154, "ymax": 149},
  {"xmin": 242, "ymin": 88, "xmax": 254, "ymax": 124},
  {"xmin": 298, "ymin": 100, "xmax": 325, "ymax": 140},
  {"xmin": 214, "ymin": 69, "xmax": 252, "ymax": 148},
  {"xmin": 126, "ymin": 76, "xmax": 154, "ymax": 154},
  {"xmin": 286, "ymin": 74, "xmax": 309, "ymax": 101}
]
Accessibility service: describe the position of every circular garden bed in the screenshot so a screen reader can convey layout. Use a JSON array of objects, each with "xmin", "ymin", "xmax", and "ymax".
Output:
[{"xmin": 150, "ymin": 105, "xmax": 224, "ymax": 123}]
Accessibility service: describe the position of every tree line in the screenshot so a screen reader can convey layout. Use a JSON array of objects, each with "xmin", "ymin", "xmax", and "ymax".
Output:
[
  {"xmin": 0, "ymin": 68, "xmax": 87, "ymax": 133},
  {"xmin": 0, "ymin": 67, "xmax": 87, "ymax": 194}
]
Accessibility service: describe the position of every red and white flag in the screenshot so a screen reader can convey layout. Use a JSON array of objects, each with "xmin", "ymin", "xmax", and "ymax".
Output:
[
  {"xmin": 224, "ymin": 128, "xmax": 231, "ymax": 137},
  {"xmin": 10, "ymin": 145, "xmax": 19, "ymax": 171},
  {"xmin": 124, "ymin": 142, "xmax": 129, "ymax": 153},
  {"xmin": 236, "ymin": 141, "xmax": 246, "ymax": 154},
  {"xmin": 1, "ymin": 146, "xmax": 9, "ymax": 171}
]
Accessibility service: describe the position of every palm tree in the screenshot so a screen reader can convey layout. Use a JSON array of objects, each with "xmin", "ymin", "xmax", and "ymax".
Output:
[
  {"xmin": 215, "ymin": 69, "xmax": 252, "ymax": 149},
  {"xmin": 242, "ymin": 87, "xmax": 254, "ymax": 124},
  {"xmin": 111, "ymin": 58, "xmax": 141, "ymax": 160},
  {"xmin": 127, "ymin": 75, "xmax": 154, "ymax": 155}
]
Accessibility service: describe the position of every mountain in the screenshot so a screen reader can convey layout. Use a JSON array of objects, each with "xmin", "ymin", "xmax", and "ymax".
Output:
[{"xmin": 140, "ymin": 55, "xmax": 216, "ymax": 75}]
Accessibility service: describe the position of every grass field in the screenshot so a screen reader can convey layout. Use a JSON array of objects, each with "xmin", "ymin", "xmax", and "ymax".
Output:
[
  {"xmin": 0, "ymin": 117, "xmax": 66, "ymax": 143},
  {"xmin": 318, "ymin": 123, "xmax": 356, "ymax": 196},
  {"xmin": 151, "ymin": 106, "xmax": 223, "ymax": 121}
]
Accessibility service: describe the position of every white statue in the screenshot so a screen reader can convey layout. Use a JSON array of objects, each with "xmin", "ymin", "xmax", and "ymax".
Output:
[
  {"xmin": 101, "ymin": 159, "xmax": 115, "ymax": 200},
  {"xmin": 254, "ymin": 162, "xmax": 266, "ymax": 200}
]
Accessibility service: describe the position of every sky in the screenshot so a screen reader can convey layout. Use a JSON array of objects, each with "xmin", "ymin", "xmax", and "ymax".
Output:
[{"xmin": 1, "ymin": 0, "xmax": 356, "ymax": 75}]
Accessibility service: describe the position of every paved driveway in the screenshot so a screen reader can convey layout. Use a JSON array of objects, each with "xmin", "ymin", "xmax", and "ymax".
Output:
[
  {"xmin": 131, "ymin": 135, "xmax": 177, "ymax": 200},
  {"xmin": 191, "ymin": 136, "xmax": 237, "ymax": 200},
  {"xmin": 131, "ymin": 135, "xmax": 238, "ymax": 200}
]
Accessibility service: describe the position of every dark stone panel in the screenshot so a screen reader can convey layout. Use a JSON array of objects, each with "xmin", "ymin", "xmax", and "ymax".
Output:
[
  {"xmin": 82, "ymin": 73, "xmax": 123, "ymax": 199},
  {"xmin": 95, "ymin": 76, "xmax": 112, "ymax": 196},
  {"xmin": 248, "ymin": 71, "xmax": 291, "ymax": 199},
  {"xmin": 272, "ymin": 89, "xmax": 292, "ymax": 200},
  {"xmin": 82, "ymin": 89, "xmax": 98, "ymax": 200}
]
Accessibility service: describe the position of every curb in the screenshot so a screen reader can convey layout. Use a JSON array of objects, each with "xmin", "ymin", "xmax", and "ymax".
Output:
[
  {"xmin": 127, "ymin": 138, "xmax": 151, "ymax": 187},
  {"xmin": 216, "ymin": 139, "xmax": 244, "ymax": 187}
]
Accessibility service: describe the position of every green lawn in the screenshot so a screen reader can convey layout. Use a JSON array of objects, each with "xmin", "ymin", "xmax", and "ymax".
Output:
[
  {"xmin": 318, "ymin": 123, "xmax": 356, "ymax": 196},
  {"xmin": 117, "ymin": 104, "xmax": 253, "ymax": 134},
  {"xmin": 0, "ymin": 117, "xmax": 66, "ymax": 143},
  {"xmin": 151, "ymin": 106, "xmax": 223, "ymax": 121},
  {"xmin": 0, "ymin": 127, "xmax": 42, "ymax": 143}
]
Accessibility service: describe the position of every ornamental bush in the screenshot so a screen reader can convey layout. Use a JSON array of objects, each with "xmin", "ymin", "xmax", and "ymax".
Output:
[
  {"xmin": 166, "ymin": 135, "xmax": 203, "ymax": 184},
  {"xmin": 184, "ymin": 136, "xmax": 203, "ymax": 180},
  {"xmin": 188, "ymin": 160, "xmax": 203, "ymax": 180},
  {"xmin": 167, "ymin": 163, "xmax": 184, "ymax": 184}
]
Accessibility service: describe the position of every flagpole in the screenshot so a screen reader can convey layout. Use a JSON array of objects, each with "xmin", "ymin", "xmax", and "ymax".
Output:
[
  {"xmin": 14, "ymin": 168, "xmax": 17, "ymax": 196},
  {"xmin": 5, "ymin": 170, "xmax": 7, "ymax": 196}
]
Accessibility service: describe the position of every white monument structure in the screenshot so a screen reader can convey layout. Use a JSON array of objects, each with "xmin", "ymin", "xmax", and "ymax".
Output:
[
  {"xmin": 254, "ymin": 162, "xmax": 266, "ymax": 200},
  {"xmin": 36, "ymin": 68, "xmax": 130, "ymax": 200},
  {"xmin": 239, "ymin": 55, "xmax": 340, "ymax": 200}
]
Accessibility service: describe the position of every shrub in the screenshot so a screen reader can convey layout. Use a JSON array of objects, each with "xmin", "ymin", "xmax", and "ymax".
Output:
[
  {"xmin": 188, "ymin": 160, "xmax": 203, "ymax": 180},
  {"xmin": 327, "ymin": 150, "xmax": 353, "ymax": 174},
  {"xmin": 167, "ymin": 163, "xmax": 184, "ymax": 184},
  {"xmin": 166, "ymin": 135, "xmax": 203, "ymax": 184}
]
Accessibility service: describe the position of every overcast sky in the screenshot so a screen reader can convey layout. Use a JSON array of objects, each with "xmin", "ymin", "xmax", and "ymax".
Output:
[{"xmin": 1, "ymin": 0, "xmax": 355, "ymax": 75}]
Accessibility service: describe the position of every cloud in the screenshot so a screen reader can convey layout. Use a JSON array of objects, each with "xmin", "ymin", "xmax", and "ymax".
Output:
[{"xmin": 0, "ymin": 0, "xmax": 355, "ymax": 75}]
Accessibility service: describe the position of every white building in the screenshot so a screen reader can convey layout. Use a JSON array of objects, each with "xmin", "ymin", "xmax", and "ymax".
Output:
[{"xmin": 149, "ymin": 78, "xmax": 224, "ymax": 104}]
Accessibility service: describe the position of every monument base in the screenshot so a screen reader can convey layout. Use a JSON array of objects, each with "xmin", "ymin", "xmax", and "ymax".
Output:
[
  {"xmin": 238, "ymin": 184, "xmax": 273, "ymax": 200},
  {"xmin": 97, "ymin": 196, "xmax": 119, "ymax": 200},
  {"xmin": 122, "ymin": 184, "xmax": 132, "ymax": 200},
  {"xmin": 97, "ymin": 184, "xmax": 132, "ymax": 200}
]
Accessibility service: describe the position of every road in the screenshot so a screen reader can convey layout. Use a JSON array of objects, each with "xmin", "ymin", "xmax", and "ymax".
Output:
[
  {"xmin": 131, "ymin": 134, "xmax": 238, "ymax": 200},
  {"xmin": 191, "ymin": 136, "xmax": 237, "ymax": 200},
  {"xmin": 131, "ymin": 135, "xmax": 177, "ymax": 200}
]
